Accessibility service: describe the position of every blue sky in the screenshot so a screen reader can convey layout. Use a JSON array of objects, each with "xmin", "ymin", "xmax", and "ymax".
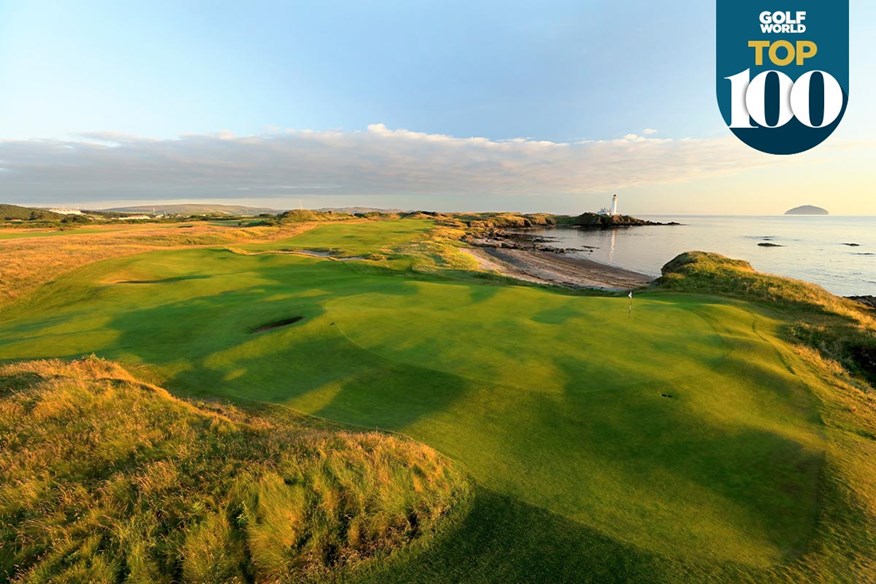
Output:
[
  {"xmin": 1, "ymin": 0, "xmax": 874, "ymax": 214},
  {"xmin": 0, "ymin": 1, "xmax": 718, "ymax": 141}
]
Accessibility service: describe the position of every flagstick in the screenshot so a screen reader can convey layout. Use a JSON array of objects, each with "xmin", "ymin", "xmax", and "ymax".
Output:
[{"xmin": 628, "ymin": 291, "xmax": 633, "ymax": 318}]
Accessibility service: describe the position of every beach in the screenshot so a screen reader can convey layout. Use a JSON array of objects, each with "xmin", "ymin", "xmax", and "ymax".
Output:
[{"xmin": 463, "ymin": 246, "xmax": 653, "ymax": 291}]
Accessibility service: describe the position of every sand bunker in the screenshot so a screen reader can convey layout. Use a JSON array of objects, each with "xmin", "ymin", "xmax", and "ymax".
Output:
[{"xmin": 250, "ymin": 316, "xmax": 304, "ymax": 333}]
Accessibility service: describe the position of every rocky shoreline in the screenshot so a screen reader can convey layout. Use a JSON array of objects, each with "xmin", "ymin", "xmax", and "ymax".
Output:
[
  {"xmin": 849, "ymin": 296, "xmax": 876, "ymax": 310},
  {"xmin": 463, "ymin": 230, "xmax": 584, "ymax": 255},
  {"xmin": 568, "ymin": 213, "xmax": 675, "ymax": 228},
  {"xmin": 464, "ymin": 227, "xmax": 653, "ymax": 291}
]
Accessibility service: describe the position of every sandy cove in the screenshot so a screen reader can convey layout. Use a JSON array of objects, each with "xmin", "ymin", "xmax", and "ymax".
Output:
[{"xmin": 463, "ymin": 247, "xmax": 653, "ymax": 291}]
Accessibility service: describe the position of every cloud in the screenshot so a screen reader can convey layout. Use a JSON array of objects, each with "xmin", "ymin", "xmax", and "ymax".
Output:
[{"xmin": 0, "ymin": 125, "xmax": 792, "ymax": 206}]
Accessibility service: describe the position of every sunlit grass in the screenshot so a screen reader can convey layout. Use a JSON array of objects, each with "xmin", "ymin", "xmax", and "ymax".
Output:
[
  {"xmin": 0, "ymin": 222, "xmax": 314, "ymax": 305},
  {"xmin": 0, "ymin": 357, "xmax": 469, "ymax": 583},
  {"xmin": 0, "ymin": 221, "xmax": 874, "ymax": 582}
]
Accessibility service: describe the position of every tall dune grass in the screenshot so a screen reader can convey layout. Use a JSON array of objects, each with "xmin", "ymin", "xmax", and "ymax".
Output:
[
  {"xmin": 0, "ymin": 357, "xmax": 469, "ymax": 583},
  {"xmin": 659, "ymin": 251, "xmax": 876, "ymax": 385},
  {"xmin": 659, "ymin": 251, "xmax": 873, "ymax": 324}
]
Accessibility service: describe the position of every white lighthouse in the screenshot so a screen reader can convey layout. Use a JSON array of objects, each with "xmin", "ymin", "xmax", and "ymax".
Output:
[{"xmin": 610, "ymin": 194, "xmax": 618, "ymax": 216}]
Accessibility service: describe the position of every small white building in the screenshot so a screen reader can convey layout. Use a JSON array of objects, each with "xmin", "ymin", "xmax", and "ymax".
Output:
[
  {"xmin": 598, "ymin": 194, "xmax": 619, "ymax": 216},
  {"xmin": 48, "ymin": 208, "xmax": 83, "ymax": 215}
]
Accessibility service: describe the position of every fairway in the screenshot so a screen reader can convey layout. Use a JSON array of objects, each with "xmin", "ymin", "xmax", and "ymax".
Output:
[
  {"xmin": 0, "ymin": 220, "xmax": 837, "ymax": 581},
  {"xmin": 3, "ymin": 3, "xmax": 873, "ymax": 579}
]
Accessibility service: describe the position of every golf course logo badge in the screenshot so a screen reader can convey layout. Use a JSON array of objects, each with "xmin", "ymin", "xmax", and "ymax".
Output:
[{"xmin": 717, "ymin": 1, "xmax": 849, "ymax": 155}]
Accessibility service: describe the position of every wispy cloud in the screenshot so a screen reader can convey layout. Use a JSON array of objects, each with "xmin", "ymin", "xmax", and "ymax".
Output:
[{"xmin": 0, "ymin": 124, "xmax": 792, "ymax": 206}]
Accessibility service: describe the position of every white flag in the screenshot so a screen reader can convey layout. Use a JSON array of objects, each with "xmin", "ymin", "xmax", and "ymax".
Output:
[{"xmin": 628, "ymin": 291, "xmax": 633, "ymax": 299}]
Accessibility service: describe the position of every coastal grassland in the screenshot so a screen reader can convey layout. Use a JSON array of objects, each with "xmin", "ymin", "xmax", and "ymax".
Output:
[
  {"xmin": 659, "ymin": 251, "xmax": 874, "ymax": 325},
  {"xmin": 232, "ymin": 218, "xmax": 478, "ymax": 273},
  {"xmin": 0, "ymin": 221, "xmax": 874, "ymax": 582},
  {"xmin": 0, "ymin": 357, "xmax": 469, "ymax": 583},
  {"xmin": 0, "ymin": 221, "xmax": 317, "ymax": 305},
  {"xmin": 237, "ymin": 218, "xmax": 432, "ymax": 256},
  {"xmin": 660, "ymin": 251, "xmax": 876, "ymax": 385},
  {"xmin": 0, "ymin": 227, "xmax": 112, "ymax": 240}
]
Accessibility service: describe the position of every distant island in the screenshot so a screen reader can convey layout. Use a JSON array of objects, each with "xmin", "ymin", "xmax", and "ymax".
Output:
[{"xmin": 785, "ymin": 205, "xmax": 829, "ymax": 216}]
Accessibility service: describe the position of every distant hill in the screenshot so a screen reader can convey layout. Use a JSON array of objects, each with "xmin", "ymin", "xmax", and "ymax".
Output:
[
  {"xmin": 0, "ymin": 204, "xmax": 65, "ymax": 221},
  {"xmin": 106, "ymin": 204, "xmax": 283, "ymax": 216},
  {"xmin": 785, "ymin": 205, "xmax": 829, "ymax": 216}
]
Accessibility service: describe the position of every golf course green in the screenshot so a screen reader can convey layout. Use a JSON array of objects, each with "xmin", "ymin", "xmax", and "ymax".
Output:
[{"xmin": 1, "ymin": 219, "xmax": 873, "ymax": 582}]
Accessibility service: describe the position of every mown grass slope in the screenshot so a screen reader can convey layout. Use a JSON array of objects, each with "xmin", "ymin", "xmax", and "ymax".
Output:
[
  {"xmin": 0, "ymin": 357, "xmax": 469, "ymax": 583},
  {"xmin": 0, "ymin": 221, "xmax": 874, "ymax": 582},
  {"xmin": 660, "ymin": 251, "xmax": 876, "ymax": 385}
]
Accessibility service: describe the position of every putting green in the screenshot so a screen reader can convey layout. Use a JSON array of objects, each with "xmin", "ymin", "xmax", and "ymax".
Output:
[
  {"xmin": 0, "ymin": 222, "xmax": 827, "ymax": 574},
  {"xmin": 323, "ymin": 283, "xmax": 823, "ymax": 564}
]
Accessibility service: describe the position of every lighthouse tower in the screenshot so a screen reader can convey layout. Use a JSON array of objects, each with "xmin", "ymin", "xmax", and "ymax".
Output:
[{"xmin": 610, "ymin": 194, "xmax": 618, "ymax": 216}]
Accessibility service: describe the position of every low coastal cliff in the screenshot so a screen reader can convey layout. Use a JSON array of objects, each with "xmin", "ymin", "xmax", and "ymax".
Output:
[{"xmin": 561, "ymin": 212, "xmax": 666, "ymax": 227}]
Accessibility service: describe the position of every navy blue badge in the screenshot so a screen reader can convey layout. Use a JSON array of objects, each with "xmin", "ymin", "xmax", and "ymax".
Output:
[{"xmin": 717, "ymin": 1, "xmax": 849, "ymax": 155}]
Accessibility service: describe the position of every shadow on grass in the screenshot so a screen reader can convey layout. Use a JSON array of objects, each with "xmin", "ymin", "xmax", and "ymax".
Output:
[
  {"xmin": 114, "ymin": 275, "xmax": 213, "ymax": 285},
  {"xmin": 358, "ymin": 486, "xmax": 754, "ymax": 584},
  {"xmin": 0, "ymin": 248, "xmax": 850, "ymax": 581},
  {"xmin": 90, "ymin": 259, "xmax": 476, "ymax": 431}
]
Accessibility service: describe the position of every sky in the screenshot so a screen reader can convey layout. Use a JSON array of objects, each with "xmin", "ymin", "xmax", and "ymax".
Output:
[{"xmin": 0, "ymin": 0, "xmax": 874, "ymax": 215}]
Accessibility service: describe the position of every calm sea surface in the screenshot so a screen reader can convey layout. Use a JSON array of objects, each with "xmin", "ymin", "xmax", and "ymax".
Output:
[{"xmin": 531, "ymin": 216, "xmax": 876, "ymax": 297}]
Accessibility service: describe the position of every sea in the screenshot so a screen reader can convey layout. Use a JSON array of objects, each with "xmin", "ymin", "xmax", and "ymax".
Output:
[{"xmin": 530, "ymin": 216, "xmax": 876, "ymax": 297}]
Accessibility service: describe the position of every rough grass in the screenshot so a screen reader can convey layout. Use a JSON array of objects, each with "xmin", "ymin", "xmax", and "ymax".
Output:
[
  {"xmin": 659, "ymin": 251, "xmax": 876, "ymax": 385},
  {"xmin": 1, "ymin": 223, "xmax": 875, "ymax": 582},
  {"xmin": 233, "ymin": 219, "xmax": 479, "ymax": 273},
  {"xmin": 0, "ymin": 357, "xmax": 470, "ymax": 584},
  {"xmin": 389, "ymin": 225, "xmax": 480, "ymax": 273},
  {"xmin": 659, "ymin": 251, "xmax": 873, "ymax": 325},
  {"xmin": 278, "ymin": 209, "xmax": 356, "ymax": 223},
  {"xmin": 239, "ymin": 219, "xmax": 435, "ymax": 257},
  {"xmin": 0, "ymin": 222, "xmax": 316, "ymax": 305}
]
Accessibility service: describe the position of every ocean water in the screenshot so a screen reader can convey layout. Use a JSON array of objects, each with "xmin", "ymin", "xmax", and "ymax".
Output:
[{"xmin": 531, "ymin": 216, "xmax": 876, "ymax": 297}]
